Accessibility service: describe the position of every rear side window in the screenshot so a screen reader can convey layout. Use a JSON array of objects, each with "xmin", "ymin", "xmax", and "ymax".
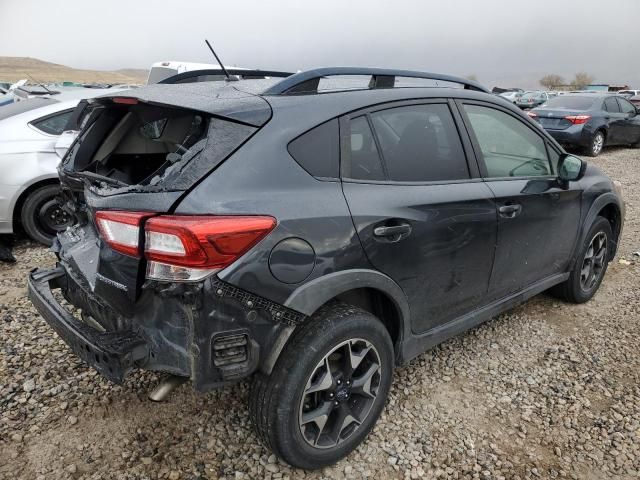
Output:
[
  {"xmin": 347, "ymin": 116, "xmax": 385, "ymax": 181},
  {"xmin": 617, "ymin": 97, "xmax": 636, "ymax": 114},
  {"xmin": 604, "ymin": 97, "xmax": 621, "ymax": 113},
  {"xmin": 288, "ymin": 119, "xmax": 339, "ymax": 179},
  {"xmin": 31, "ymin": 110, "xmax": 74, "ymax": 135},
  {"xmin": 370, "ymin": 104, "xmax": 468, "ymax": 182},
  {"xmin": 464, "ymin": 105, "xmax": 551, "ymax": 178}
]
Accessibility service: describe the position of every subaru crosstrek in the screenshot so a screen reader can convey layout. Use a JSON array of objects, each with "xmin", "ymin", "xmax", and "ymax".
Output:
[{"xmin": 28, "ymin": 68, "xmax": 625, "ymax": 469}]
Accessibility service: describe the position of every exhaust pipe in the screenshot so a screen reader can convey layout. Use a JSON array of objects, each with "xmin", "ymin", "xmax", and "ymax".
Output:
[{"xmin": 148, "ymin": 375, "xmax": 188, "ymax": 402}]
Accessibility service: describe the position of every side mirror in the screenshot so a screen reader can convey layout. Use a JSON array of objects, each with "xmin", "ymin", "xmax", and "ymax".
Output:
[{"xmin": 558, "ymin": 154, "xmax": 586, "ymax": 183}]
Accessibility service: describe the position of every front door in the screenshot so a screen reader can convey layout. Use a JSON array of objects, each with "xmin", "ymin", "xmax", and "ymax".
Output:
[
  {"xmin": 341, "ymin": 101, "xmax": 497, "ymax": 334},
  {"xmin": 459, "ymin": 102, "xmax": 582, "ymax": 300},
  {"xmin": 615, "ymin": 97, "xmax": 640, "ymax": 145}
]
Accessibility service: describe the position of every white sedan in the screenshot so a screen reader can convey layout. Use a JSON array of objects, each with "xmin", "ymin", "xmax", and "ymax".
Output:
[{"xmin": 0, "ymin": 88, "xmax": 123, "ymax": 244}]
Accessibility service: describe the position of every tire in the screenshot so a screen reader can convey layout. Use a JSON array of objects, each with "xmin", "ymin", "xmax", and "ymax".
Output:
[
  {"xmin": 20, "ymin": 184, "xmax": 73, "ymax": 245},
  {"xmin": 585, "ymin": 130, "xmax": 605, "ymax": 157},
  {"xmin": 250, "ymin": 303, "xmax": 394, "ymax": 470},
  {"xmin": 551, "ymin": 216, "xmax": 612, "ymax": 303}
]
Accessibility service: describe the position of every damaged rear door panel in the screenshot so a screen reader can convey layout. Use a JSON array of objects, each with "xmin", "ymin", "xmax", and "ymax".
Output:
[{"xmin": 56, "ymin": 87, "xmax": 271, "ymax": 318}]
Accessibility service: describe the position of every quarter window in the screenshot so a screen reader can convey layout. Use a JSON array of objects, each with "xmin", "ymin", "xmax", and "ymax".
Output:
[
  {"xmin": 31, "ymin": 110, "xmax": 74, "ymax": 136},
  {"xmin": 369, "ymin": 104, "xmax": 468, "ymax": 182},
  {"xmin": 463, "ymin": 105, "xmax": 551, "ymax": 178},
  {"xmin": 288, "ymin": 119, "xmax": 340, "ymax": 179}
]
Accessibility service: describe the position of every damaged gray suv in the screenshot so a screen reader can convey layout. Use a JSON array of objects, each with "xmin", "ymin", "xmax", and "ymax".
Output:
[{"xmin": 28, "ymin": 68, "xmax": 624, "ymax": 469}]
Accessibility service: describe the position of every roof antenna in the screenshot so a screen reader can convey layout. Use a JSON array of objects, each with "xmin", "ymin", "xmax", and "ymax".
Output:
[
  {"xmin": 204, "ymin": 39, "xmax": 237, "ymax": 82},
  {"xmin": 27, "ymin": 74, "xmax": 53, "ymax": 94}
]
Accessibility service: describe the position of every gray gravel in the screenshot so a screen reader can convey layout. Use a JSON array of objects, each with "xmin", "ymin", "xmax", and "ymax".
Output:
[{"xmin": 1, "ymin": 147, "xmax": 639, "ymax": 479}]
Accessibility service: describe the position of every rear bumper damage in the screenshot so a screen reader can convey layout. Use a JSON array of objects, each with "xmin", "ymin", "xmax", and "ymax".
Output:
[
  {"xmin": 28, "ymin": 267, "xmax": 147, "ymax": 383},
  {"xmin": 28, "ymin": 264, "xmax": 306, "ymax": 390}
]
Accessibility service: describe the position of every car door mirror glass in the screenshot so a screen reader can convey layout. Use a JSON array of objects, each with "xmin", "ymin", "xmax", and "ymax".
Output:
[{"xmin": 558, "ymin": 154, "xmax": 585, "ymax": 182}]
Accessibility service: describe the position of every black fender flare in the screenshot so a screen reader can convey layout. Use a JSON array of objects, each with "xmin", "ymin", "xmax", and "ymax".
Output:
[
  {"xmin": 570, "ymin": 192, "xmax": 623, "ymax": 270},
  {"xmin": 260, "ymin": 269, "xmax": 411, "ymax": 374}
]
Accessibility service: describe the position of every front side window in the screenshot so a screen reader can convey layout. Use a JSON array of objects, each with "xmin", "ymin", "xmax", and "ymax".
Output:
[
  {"xmin": 463, "ymin": 104, "xmax": 551, "ymax": 178},
  {"xmin": 369, "ymin": 104, "xmax": 468, "ymax": 182},
  {"xmin": 31, "ymin": 110, "xmax": 74, "ymax": 136}
]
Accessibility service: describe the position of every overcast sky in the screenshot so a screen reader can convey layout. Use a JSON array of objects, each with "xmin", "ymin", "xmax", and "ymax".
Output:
[{"xmin": 1, "ymin": 0, "xmax": 638, "ymax": 88}]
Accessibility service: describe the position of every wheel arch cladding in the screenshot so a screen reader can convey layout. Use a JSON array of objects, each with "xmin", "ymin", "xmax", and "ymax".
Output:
[
  {"xmin": 597, "ymin": 202, "xmax": 622, "ymax": 259},
  {"xmin": 283, "ymin": 269, "xmax": 409, "ymax": 357},
  {"xmin": 575, "ymin": 193, "xmax": 623, "ymax": 267}
]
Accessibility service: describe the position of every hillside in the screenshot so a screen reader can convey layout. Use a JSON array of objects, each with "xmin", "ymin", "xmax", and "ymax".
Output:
[{"xmin": 0, "ymin": 57, "xmax": 147, "ymax": 84}]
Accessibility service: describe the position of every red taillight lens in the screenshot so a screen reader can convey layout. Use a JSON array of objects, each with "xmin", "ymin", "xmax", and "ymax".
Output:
[
  {"xmin": 112, "ymin": 97, "xmax": 138, "ymax": 105},
  {"xmin": 565, "ymin": 115, "xmax": 591, "ymax": 125},
  {"xmin": 526, "ymin": 111, "xmax": 537, "ymax": 118},
  {"xmin": 95, "ymin": 211, "xmax": 152, "ymax": 257},
  {"xmin": 144, "ymin": 215, "xmax": 276, "ymax": 281}
]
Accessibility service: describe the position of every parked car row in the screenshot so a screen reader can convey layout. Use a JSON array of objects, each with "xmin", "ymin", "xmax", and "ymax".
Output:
[{"xmin": 14, "ymin": 66, "xmax": 624, "ymax": 469}]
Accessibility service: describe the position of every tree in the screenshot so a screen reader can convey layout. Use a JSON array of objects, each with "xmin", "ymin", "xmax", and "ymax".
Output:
[
  {"xmin": 572, "ymin": 72, "xmax": 595, "ymax": 90},
  {"xmin": 540, "ymin": 74, "xmax": 564, "ymax": 90}
]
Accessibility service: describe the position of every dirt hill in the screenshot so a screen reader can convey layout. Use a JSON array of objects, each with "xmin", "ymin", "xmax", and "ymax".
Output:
[{"xmin": 0, "ymin": 57, "xmax": 148, "ymax": 84}]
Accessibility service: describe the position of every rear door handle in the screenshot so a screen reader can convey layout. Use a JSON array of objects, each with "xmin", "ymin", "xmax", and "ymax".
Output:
[
  {"xmin": 498, "ymin": 204, "xmax": 522, "ymax": 218},
  {"xmin": 373, "ymin": 223, "xmax": 412, "ymax": 242}
]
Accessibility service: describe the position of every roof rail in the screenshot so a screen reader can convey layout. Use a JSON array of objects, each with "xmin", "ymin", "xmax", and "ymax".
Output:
[
  {"xmin": 262, "ymin": 67, "xmax": 489, "ymax": 95},
  {"xmin": 159, "ymin": 69, "xmax": 293, "ymax": 85}
]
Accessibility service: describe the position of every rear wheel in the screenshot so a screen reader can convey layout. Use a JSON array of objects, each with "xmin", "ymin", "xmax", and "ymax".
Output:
[
  {"xmin": 250, "ymin": 303, "xmax": 394, "ymax": 469},
  {"xmin": 551, "ymin": 216, "xmax": 612, "ymax": 303},
  {"xmin": 586, "ymin": 130, "xmax": 605, "ymax": 157},
  {"xmin": 20, "ymin": 184, "xmax": 73, "ymax": 245}
]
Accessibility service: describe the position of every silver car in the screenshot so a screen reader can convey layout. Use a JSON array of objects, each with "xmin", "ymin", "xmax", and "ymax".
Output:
[{"xmin": 0, "ymin": 88, "xmax": 123, "ymax": 244}]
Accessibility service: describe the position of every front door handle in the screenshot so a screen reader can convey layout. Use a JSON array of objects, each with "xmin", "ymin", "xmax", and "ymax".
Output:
[
  {"xmin": 373, "ymin": 223, "xmax": 412, "ymax": 242},
  {"xmin": 498, "ymin": 204, "xmax": 522, "ymax": 218}
]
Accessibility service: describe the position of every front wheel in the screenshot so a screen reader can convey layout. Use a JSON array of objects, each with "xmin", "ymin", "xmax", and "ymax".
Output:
[
  {"xmin": 551, "ymin": 216, "xmax": 612, "ymax": 303},
  {"xmin": 250, "ymin": 303, "xmax": 394, "ymax": 470}
]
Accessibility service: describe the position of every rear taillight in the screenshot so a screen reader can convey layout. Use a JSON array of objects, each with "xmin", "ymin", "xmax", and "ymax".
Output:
[
  {"xmin": 95, "ymin": 212, "xmax": 276, "ymax": 282},
  {"xmin": 144, "ymin": 215, "xmax": 276, "ymax": 282},
  {"xmin": 564, "ymin": 115, "xmax": 591, "ymax": 125},
  {"xmin": 95, "ymin": 211, "xmax": 152, "ymax": 257},
  {"xmin": 526, "ymin": 111, "xmax": 537, "ymax": 118}
]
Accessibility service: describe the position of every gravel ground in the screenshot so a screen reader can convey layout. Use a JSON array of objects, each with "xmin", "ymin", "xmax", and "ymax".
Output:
[{"xmin": 1, "ymin": 147, "xmax": 639, "ymax": 480}]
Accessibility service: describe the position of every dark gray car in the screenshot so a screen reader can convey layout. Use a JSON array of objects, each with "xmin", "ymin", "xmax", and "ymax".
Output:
[
  {"xmin": 28, "ymin": 68, "xmax": 625, "ymax": 469},
  {"xmin": 529, "ymin": 93, "xmax": 640, "ymax": 156}
]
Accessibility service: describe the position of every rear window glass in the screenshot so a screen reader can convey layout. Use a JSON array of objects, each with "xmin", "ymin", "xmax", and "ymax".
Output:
[
  {"xmin": 63, "ymin": 102, "xmax": 257, "ymax": 192},
  {"xmin": 0, "ymin": 97, "xmax": 58, "ymax": 121},
  {"xmin": 521, "ymin": 92, "xmax": 542, "ymax": 100},
  {"xmin": 542, "ymin": 96, "xmax": 596, "ymax": 110},
  {"xmin": 288, "ymin": 119, "xmax": 339, "ymax": 179}
]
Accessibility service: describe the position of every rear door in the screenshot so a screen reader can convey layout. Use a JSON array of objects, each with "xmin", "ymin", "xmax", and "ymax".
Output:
[
  {"xmin": 616, "ymin": 97, "xmax": 640, "ymax": 144},
  {"xmin": 341, "ymin": 100, "xmax": 497, "ymax": 334},
  {"xmin": 458, "ymin": 101, "xmax": 582, "ymax": 300},
  {"xmin": 603, "ymin": 96, "xmax": 624, "ymax": 144}
]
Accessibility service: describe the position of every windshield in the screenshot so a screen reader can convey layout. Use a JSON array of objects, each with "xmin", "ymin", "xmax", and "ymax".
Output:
[{"xmin": 542, "ymin": 96, "xmax": 596, "ymax": 110}]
